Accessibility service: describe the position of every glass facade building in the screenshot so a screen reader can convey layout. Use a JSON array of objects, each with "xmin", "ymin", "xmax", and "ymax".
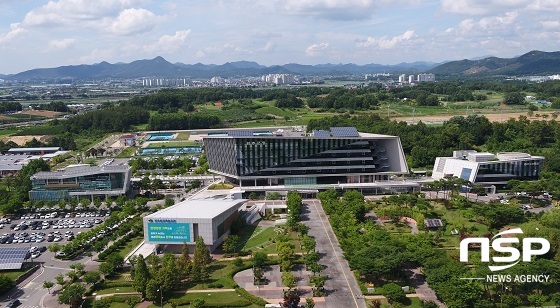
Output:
[
  {"xmin": 432, "ymin": 151, "xmax": 544, "ymax": 186},
  {"xmin": 203, "ymin": 128, "xmax": 409, "ymax": 187},
  {"xmin": 29, "ymin": 165, "xmax": 132, "ymax": 202}
]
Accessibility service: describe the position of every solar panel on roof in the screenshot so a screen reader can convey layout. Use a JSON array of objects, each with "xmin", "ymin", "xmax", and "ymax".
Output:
[
  {"xmin": 313, "ymin": 130, "xmax": 331, "ymax": 138},
  {"xmin": 330, "ymin": 127, "xmax": 359, "ymax": 137},
  {"xmin": 425, "ymin": 219, "xmax": 443, "ymax": 228},
  {"xmin": 227, "ymin": 130, "xmax": 254, "ymax": 137},
  {"xmin": 0, "ymin": 247, "xmax": 29, "ymax": 270}
]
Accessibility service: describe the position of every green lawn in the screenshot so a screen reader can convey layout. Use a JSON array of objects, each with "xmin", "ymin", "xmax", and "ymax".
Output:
[
  {"xmin": 162, "ymin": 291, "xmax": 255, "ymax": 308},
  {"xmin": 1, "ymin": 268, "xmax": 29, "ymax": 281},
  {"xmin": 115, "ymin": 146, "xmax": 137, "ymax": 158},
  {"xmin": 175, "ymin": 132, "xmax": 190, "ymax": 140},
  {"xmin": 189, "ymin": 260, "xmax": 239, "ymax": 290},
  {"xmin": 255, "ymin": 106, "xmax": 297, "ymax": 118},
  {"xmin": 242, "ymin": 227, "xmax": 278, "ymax": 251},
  {"xmin": 95, "ymin": 286, "xmax": 136, "ymax": 295},
  {"xmin": 0, "ymin": 128, "xmax": 20, "ymax": 138},
  {"xmin": 383, "ymin": 221, "xmax": 412, "ymax": 234},
  {"xmin": 116, "ymin": 236, "xmax": 144, "ymax": 258}
]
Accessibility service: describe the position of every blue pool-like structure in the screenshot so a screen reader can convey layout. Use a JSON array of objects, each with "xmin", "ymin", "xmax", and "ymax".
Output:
[
  {"xmin": 147, "ymin": 132, "xmax": 175, "ymax": 141},
  {"xmin": 139, "ymin": 146, "xmax": 202, "ymax": 156}
]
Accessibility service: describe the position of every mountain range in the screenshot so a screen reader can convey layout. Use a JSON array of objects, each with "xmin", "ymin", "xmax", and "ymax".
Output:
[
  {"xmin": 4, "ymin": 57, "xmax": 437, "ymax": 81},
  {"xmin": 428, "ymin": 50, "xmax": 560, "ymax": 76},
  {"xmin": 3, "ymin": 50, "xmax": 559, "ymax": 81}
]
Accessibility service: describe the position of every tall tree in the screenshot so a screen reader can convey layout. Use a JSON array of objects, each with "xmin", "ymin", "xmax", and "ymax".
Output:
[{"xmin": 133, "ymin": 254, "xmax": 150, "ymax": 298}]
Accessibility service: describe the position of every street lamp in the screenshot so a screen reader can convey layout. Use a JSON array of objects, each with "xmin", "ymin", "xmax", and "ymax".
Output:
[{"xmin": 156, "ymin": 288, "xmax": 163, "ymax": 307}]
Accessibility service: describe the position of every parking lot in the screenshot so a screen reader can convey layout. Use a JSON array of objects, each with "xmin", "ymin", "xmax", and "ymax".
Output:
[{"xmin": 0, "ymin": 211, "xmax": 110, "ymax": 258}]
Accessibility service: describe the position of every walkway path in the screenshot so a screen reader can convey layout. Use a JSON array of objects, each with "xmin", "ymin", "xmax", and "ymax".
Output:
[
  {"xmin": 403, "ymin": 264, "xmax": 445, "ymax": 307},
  {"xmin": 303, "ymin": 199, "xmax": 367, "ymax": 308}
]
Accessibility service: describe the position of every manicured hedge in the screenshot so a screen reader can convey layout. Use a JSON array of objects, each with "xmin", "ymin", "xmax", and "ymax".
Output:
[{"xmin": 235, "ymin": 287, "xmax": 269, "ymax": 306}]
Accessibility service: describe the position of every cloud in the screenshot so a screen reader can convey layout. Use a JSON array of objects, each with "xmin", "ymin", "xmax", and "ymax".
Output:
[
  {"xmin": 0, "ymin": 23, "xmax": 26, "ymax": 44},
  {"xmin": 441, "ymin": 0, "xmax": 528, "ymax": 15},
  {"xmin": 305, "ymin": 43, "xmax": 329, "ymax": 56},
  {"xmin": 445, "ymin": 12, "xmax": 518, "ymax": 36},
  {"xmin": 22, "ymin": 0, "xmax": 141, "ymax": 27},
  {"xmin": 144, "ymin": 30, "xmax": 191, "ymax": 53},
  {"xmin": 48, "ymin": 38, "xmax": 76, "ymax": 50},
  {"xmin": 108, "ymin": 8, "xmax": 160, "ymax": 35},
  {"xmin": 540, "ymin": 20, "xmax": 560, "ymax": 30},
  {"xmin": 357, "ymin": 30, "xmax": 415, "ymax": 49},
  {"xmin": 278, "ymin": 0, "xmax": 420, "ymax": 20}
]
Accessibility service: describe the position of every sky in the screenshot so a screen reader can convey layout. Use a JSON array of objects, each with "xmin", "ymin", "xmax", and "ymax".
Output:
[{"xmin": 0, "ymin": 0, "xmax": 559, "ymax": 74}]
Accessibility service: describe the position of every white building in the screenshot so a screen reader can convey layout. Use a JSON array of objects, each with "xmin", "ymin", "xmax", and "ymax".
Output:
[
  {"xmin": 143, "ymin": 197, "xmax": 246, "ymax": 252},
  {"xmin": 398, "ymin": 74, "xmax": 406, "ymax": 83},
  {"xmin": 261, "ymin": 74, "xmax": 296, "ymax": 85},
  {"xmin": 417, "ymin": 73, "xmax": 435, "ymax": 82},
  {"xmin": 408, "ymin": 75, "xmax": 415, "ymax": 84},
  {"xmin": 432, "ymin": 150, "xmax": 544, "ymax": 186}
]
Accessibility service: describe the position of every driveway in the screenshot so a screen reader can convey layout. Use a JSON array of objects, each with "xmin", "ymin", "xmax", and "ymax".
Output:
[{"xmin": 303, "ymin": 199, "xmax": 367, "ymax": 308}]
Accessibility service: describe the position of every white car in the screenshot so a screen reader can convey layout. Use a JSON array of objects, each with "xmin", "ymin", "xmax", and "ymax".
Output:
[{"xmin": 31, "ymin": 251, "xmax": 41, "ymax": 258}]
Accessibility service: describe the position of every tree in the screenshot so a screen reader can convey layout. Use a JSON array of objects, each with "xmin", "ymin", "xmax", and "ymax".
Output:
[
  {"xmin": 501, "ymin": 294, "xmax": 522, "ymax": 308},
  {"xmin": 0, "ymin": 275, "xmax": 13, "ymax": 294},
  {"xmin": 193, "ymin": 236, "xmax": 211, "ymax": 267},
  {"xmin": 233, "ymin": 257, "xmax": 244, "ymax": 268},
  {"xmin": 133, "ymin": 254, "xmax": 150, "ymax": 298},
  {"xmin": 58, "ymin": 283, "xmax": 86, "ymax": 308},
  {"xmin": 550, "ymin": 292, "xmax": 560, "ymax": 307},
  {"xmin": 70, "ymin": 263, "xmax": 85, "ymax": 276},
  {"xmin": 92, "ymin": 299, "xmax": 111, "ymax": 308},
  {"xmin": 283, "ymin": 290, "xmax": 301, "ymax": 308},
  {"xmin": 527, "ymin": 293, "xmax": 547, "ymax": 307},
  {"xmin": 302, "ymin": 235, "xmax": 316, "ymax": 253},
  {"xmin": 164, "ymin": 198, "xmax": 175, "ymax": 208},
  {"xmin": 222, "ymin": 234, "xmax": 239, "ymax": 256},
  {"xmin": 192, "ymin": 298, "xmax": 205, "ymax": 308},
  {"xmin": 282, "ymin": 271, "xmax": 297, "ymax": 289},
  {"xmin": 42, "ymin": 281, "xmax": 55, "ymax": 294},
  {"xmin": 55, "ymin": 274, "xmax": 65, "ymax": 286},
  {"xmin": 382, "ymin": 283, "xmax": 406, "ymax": 303},
  {"xmin": 83, "ymin": 271, "xmax": 101, "ymax": 286},
  {"xmin": 305, "ymin": 298, "xmax": 315, "ymax": 308}
]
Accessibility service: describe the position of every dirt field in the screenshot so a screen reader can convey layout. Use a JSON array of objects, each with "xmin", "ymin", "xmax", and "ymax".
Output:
[
  {"xmin": 20, "ymin": 110, "xmax": 63, "ymax": 117},
  {"xmin": 393, "ymin": 111, "xmax": 557, "ymax": 124},
  {"xmin": 2, "ymin": 135, "xmax": 52, "ymax": 146}
]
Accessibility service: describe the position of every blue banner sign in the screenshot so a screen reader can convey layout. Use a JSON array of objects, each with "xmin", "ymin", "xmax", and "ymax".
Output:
[{"xmin": 147, "ymin": 222, "xmax": 191, "ymax": 242}]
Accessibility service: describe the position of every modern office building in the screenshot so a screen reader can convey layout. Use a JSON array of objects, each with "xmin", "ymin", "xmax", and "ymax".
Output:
[
  {"xmin": 432, "ymin": 150, "xmax": 544, "ymax": 186},
  {"xmin": 203, "ymin": 127, "xmax": 415, "ymax": 195},
  {"xmin": 0, "ymin": 150, "xmax": 71, "ymax": 177},
  {"xmin": 143, "ymin": 197, "xmax": 245, "ymax": 252},
  {"xmin": 29, "ymin": 164, "xmax": 132, "ymax": 202}
]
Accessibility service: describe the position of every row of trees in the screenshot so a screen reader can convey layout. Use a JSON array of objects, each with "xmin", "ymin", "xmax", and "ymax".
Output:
[
  {"xmin": 132, "ymin": 237, "xmax": 211, "ymax": 304},
  {"xmin": 148, "ymin": 113, "xmax": 222, "ymax": 130},
  {"xmin": 129, "ymin": 156, "xmax": 194, "ymax": 173},
  {"xmin": 63, "ymin": 106, "xmax": 149, "ymax": 134}
]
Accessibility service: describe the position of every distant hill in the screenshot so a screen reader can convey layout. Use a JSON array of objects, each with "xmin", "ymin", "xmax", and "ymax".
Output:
[
  {"xmin": 429, "ymin": 50, "xmax": 560, "ymax": 76},
  {"xmin": 5, "ymin": 57, "xmax": 438, "ymax": 81}
]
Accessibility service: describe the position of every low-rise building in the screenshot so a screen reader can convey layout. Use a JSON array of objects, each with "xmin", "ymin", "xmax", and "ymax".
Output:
[
  {"xmin": 29, "ymin": 164, "xmax": 132, "ymax": 202},
  {"xmin": 432, "ymin": 150, "xmax": 544, "ymax": 186},
  {"xmin": 143, "ymin": 197, "xmax": 246, "ymax": 252}
]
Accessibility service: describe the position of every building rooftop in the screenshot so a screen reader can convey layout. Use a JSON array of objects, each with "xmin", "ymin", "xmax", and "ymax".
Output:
[
  {"xmin": 7, "ymin": 147, "xmax": 61, "ymax": 153},
  {"xmin": 448, "ymin": 150, "xmax": 543, "ymax": 163},
  {"xmin": 203, "ymin": 126, "xmax": 396, "ymax": 139},
  {"xmin": 145, "ymin": 197, "xmax": 246, "ymax": 220},
  {"xmin": 31, "ymin": 164, "xmax": 131, "ymax": 179}
]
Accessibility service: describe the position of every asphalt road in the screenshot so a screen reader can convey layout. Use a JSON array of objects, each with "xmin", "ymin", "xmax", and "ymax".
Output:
[{"xmin": 302, "ymin": 199, "xmax": 367, "ymax": 308}]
